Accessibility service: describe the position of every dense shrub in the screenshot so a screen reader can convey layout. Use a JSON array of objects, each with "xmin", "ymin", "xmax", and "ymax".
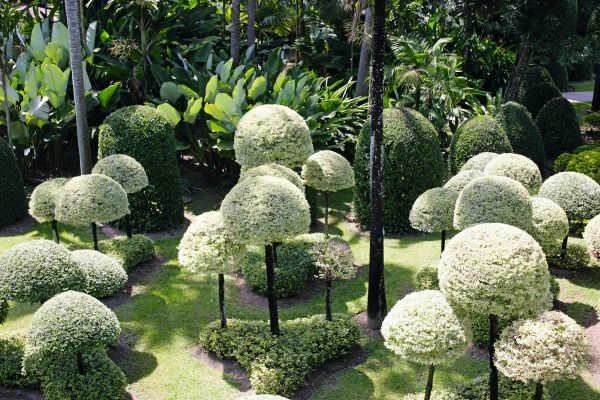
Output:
[
  {"xmin": 448, "ymin": 116, "xmax": 513, "ymax": 174},
  {"xmin": 454, "ymin": 376, "xmax": 552, "ymax": 400},
  {"xmin": 0, "ymin": 334, "xmax": 35, "ymax": 388},
  {"xmin": 565, "ymin": 149, "xmax": 600, "ymax": 183},
  {"xmin": 29, "ymin": 178, "xmax": 69, "ymax": 222},
  {"xmin": 483, "ymin": 153, "xmax": 543, "ymax": 194},
  {"xmin": 354, "ymin": 108, "xmax": 446, "ymax": 233},
  {"xmin": 518, "ymin": 67, "xmax": 555, "ymax": 103},
  {"xmin": 409, "ymin": 188, "xmax": 458, "ymax": 233},
  {"xmin": 569, "ymin": 57, "xmax": 594, "ymax": 81},
  {"xmin": 460, "ymin": 152, "xmax": 499, "ymax": 172},
  {"xmin": 585, "ymin": 215, "xmax": 600, "ymax": 259},
  {"xmin": 414, "ymin": 265, "xmax": 439, "ymax": 291},
  {"xmin": 444, "ymin": 170, "xmax": 485, "ymax": 192},
  {"xmin": 582, "ymin": 113, "xmax": 600, "ymax": 134},
  {"xmin": 536, "ymin": 97, "xmax": 582, "ymax": 157},
  {"xmin": 71, "ymin": 250, "xmax": 128, "ymax": 299},
  {"xmin": 0, "ymin": 300, "xmax": 7, "ymax": 325},
  {"xmin": 98, "ymin": 105, "xmax": 184, "ymax": 232},
  {"xmin": 546, "ymin": 241, "xmax": 596, "ymax": 269},
  {"xmin": 98, "ymin": 234, "xmax": 155, "ymax": 271},
  {"xmin": 528, "ymin": 197, "xmax": 570, "ymax": 252},
  {"xmin": 92, "ymin": 154, "xmax": 148, "ymax": 194},
  {"xmin": 0, "ymin": 137, "xmax": 26, "ymax": 228},
  {"xmin": 538, "ymin": 172, "xmax": 600, "ymax": 221},
  {"xmin": 545, "ymin": 61, "xmax": 569, "ymax": 91},
  {"xmin": 554, "ymin": 142, "xmax": 600, "ymax": 172},
  {"xmin": 240, "ymin": 164, "xmax": 304, "ymax": 193},
  {"xmin": 521, "ymin": 82, "xmax": 562, "ymax": 118},
  {"xmin": 302, "ymin": 150, "xmax": 355, "ymax": 193}
]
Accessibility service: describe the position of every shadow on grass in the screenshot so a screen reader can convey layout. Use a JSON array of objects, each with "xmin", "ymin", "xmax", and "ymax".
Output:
[{"xmin": 556, "ymin": 300, "xmax": 599, "ymax": 327}]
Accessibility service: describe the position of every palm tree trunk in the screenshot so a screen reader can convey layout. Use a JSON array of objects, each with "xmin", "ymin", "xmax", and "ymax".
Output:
[
  {"xmin": 1, "ymin": 62, "xmax": 12, "ymax": 149},
  {"xmin": 247, "ymin": 0, "xmax": 256, "ymax": 59},
  {"xmin": 230, "ymin": 0, "xmax": 241, "ymax": 64},
  {"xmin": 355, "ymin": 7, "xmax": 372, "ymax": 97},
  {"xmin": 505, "ymin": 46, "xmax": 533, "ymax": 102}
]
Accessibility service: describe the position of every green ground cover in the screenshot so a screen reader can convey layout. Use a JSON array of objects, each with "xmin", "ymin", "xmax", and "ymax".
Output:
[{"xmin": 570, "ymin": 79, "xmax": 595, "ymax": 92}]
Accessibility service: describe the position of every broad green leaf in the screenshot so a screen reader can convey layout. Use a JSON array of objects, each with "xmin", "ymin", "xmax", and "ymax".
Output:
[
  {"xmin": 215, "ymin": 93, "xmax": 236, "ymax": 116},
  {"xmin": 85, "ymin": 21, "xmax": 98, "ymax": 59},
  {"xmin": 45, "ymin": 42, "xmax": 68, "ymax": 68},
  {"xmin": 231, "ymin": 65, "xmax": 245, "ymax": 82},
  {"xmin": 248, "ymin": 76, "xmax": 266, "ymax": 100},
  {"xmin": 0, "ymin": 82, "xmax": 19, "ymax": 105},
  {"xmin": 207, "ymin": 120, "xmax": 231, "ymax": 133},
  {"xmin": 24, "ymin": 64, "xmax": 39, "ymax": 100},
  {"xmin": 160, "ymin": 82, "xmax": 181, "ymax": 103},
  {"xmin": 214, "ymin": 139, "xmax": 234, "ymax": 151},
  {"xmin": 218, "ymin": 59, "xmax": 233, "ymax": 82},
  {"xmin": 244, "ymin": 67, "xmax": 255, "ymax": 80},
  {"xmin": 232, "ymin": 80, "xmax": 246, "ymax": 107},
  {"xmin": 204, "ymin": 103, "xmax": 227, "ymax": 121},
  {"xmin": 183, "ymin": 98, "xmax": 203, "ymax": 124},
  {"xmin": 9, "ymin": 121, "xmax": 29, "ymax": 146},
  {"xmin": 27, "ymin": 96, "xmax": 50, "ymax": 123},
  {"xmin": 157, "ymin": 103, "xmax": 181, "ymax": 127},
  {"xmin": 30, "ymin": 24, "xmax": 46, "ymax": 61},
  {"xmin": 204, "ymin": 75, "xmax": 218, "ymax": 103},
  {"xmin": 273, "ymin": 71, "xmax": 286, "ymax": 94},
  {"xmin": 51, "ymin": 22, "xmax": 69, "ymax": 51},
  {"xmin": 98, "ymin": 82, "xmax": 122, "ymax": 108},
  {"xmin": 42, "ymin": 63, "xmax": 68, "ymax": 107},
  {"xmin": 178, "ymin": 85, "xmax": 199, "ymax": 100}
]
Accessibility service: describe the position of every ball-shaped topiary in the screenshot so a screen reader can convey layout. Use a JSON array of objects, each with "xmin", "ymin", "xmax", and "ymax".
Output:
[
  {"xmin": 529, "ymin": 197, "xmax": 570, "ymax": 251},
  {"xmin": 302, "ymin": 150, "xmax": 355, "ymax": 193},
  {"xmin": 460, "ymin": 152, "xmax": 499, "ymax": 172},
  {"xmin": 381, "ymin": 290, "xmax": 468, "ymax": 365},
  {"xmin": 234, "ymin": 104, "xmax": 313, "ymax": 169},
  {"xmin": 521, "ymin": 82, "xmax": 562, "ymax": 118},
  {"xmin": 0, "ymin": 240, "xmax": 84, "ymax": 303},
  {"xmin": 566, "ymin": 149, "xmax": 600, "ymax": 184},
  {"xmin": 584, "ymin": 214, "xmax": 600, "ymax": 259},
  {"xmin": 98, "ymin": 105, "xmax": 184, "ymax": 232},
  {"xmin": 410, "ymin": 188, "xmax": 458, "ymax": 233},
  {"xmin": 354, "ymin": 108, "xmax": 446, "ymax": 233},
  {"xmin": 448, "ymin": 116, "xmax": 513, "ymax": 174},
  {"xmin": 438, "ymin": 223, "xmax": 552, "ymax": 319},
  {"xmin": 71, "ymin": 250, "xmax": 128, "ymax": 299},
  {"xmin": 483, "ymin": 153, "xmax": 543, "ymax": 194},
  {"xmin": 536, "ymin": 97, "xmax": 583, "ymax": 157},
  {"xmin": 91, "ymin": 154, "xmax": 148, "ymax": 194},
  {"xmin": 538, "ymin": 172, "xmax": 600, "ymax": 221},
  {"xmin": 0, "ymin": 137, "xmax": 26, "ymax": 228},
  {"xmin": 29, "ymin": 178, "xmax": 69, "ymax": 222},
  {"xmin": 240, "ymin": 163, "xmax": 304, "ymax": 193},
  {"xmin": 221, "ymin": 176, "xmax": 311, "ymax": 245},
  {"xmin": 494, "ymin": 102, "xmax": 546, "ymax": 168},
  {"xmin": 453, "ymin": 176, "xmax": 533, "ymax": 231},
  {"xmin": 55, "ymin": 174, "xmax": 129, "ymax": 226},
  {"xmin": 444, "ymin": 170, "xmax": 485, "ymax": 192}
]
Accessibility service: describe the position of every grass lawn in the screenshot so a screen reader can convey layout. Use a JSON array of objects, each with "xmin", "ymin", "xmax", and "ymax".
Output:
[
  {"xmin": 2, "ymin": 189, "xmax": 600, "ymax": 399},
  {"xmin": 573, "ymin": 101, "xmax": 593, "ymax": 124},
  {"xmin": 570, "ymin": 79, "xmax": 595, "ymax": 92}
]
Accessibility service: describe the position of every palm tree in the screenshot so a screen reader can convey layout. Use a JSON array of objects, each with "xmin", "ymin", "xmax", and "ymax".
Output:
[
  {"xmin": 247, "ymin": 0, "xmax": 257, "ymax": 59},
  {"xmin": 231, "ymin": 0, "xmax": 241, "ymax": 64},
  {"xmin": 355, "ymin": 6, "xmax": 372, "ymax": 97}
]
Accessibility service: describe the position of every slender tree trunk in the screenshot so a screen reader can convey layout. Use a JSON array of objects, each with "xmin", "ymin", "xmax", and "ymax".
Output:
[
  {"xmin": 592, "ymin": 65, "xmax": 600, "ymax": 112},
  {"xmin": 505, "ymin": 46, "xmax": 533, "ymax": 102},
  {"xmin": 561, "ymin": 235, "xmax": 569, "ymax": 259},
  {"xmin": 125, "ymin": 214, "xmax": 133, "ymax": 239},
  {"xmin": 355, "ymin": 7, "xmax": 373, "ymax": 97},
  {"xmin": 325, "ymin": 279, "xmax": 332, "ymax": 321},
  {"xmin": 1, "ymin": 63, "xmax": 13, "ymax": 149},
  {"xmin": 424, "ymin": 364, "xmax": 435, "ymax": 400},
  {"xmin": 139, "ymin": 5, "xmax": 148, "ymax": 97},
  {"xmin": 91, "ymin": 222, "xmax": 99, "ymax": 251},
  {"xmin": 218, "ymin": 273, "xmax": 227, "ymax": 328},
  {"xmin": 247, "ymin": 0, "xmax": 256, "ymax": 59},
  {"xmin": 367, "ymin": 0, "xmax": 387, "ymax": 330},
  {"xmin": 441, "ymin": 230, "xmax": 446, "ymax": 254},
  {"xmin": 533, "ymin": 382, "xmax": 544, "ymax": 400},
  {"xmin": 230, "ymin": 0, "xmax": 241, "ymax": 64},
  {"xmin": 51, "ymin": 219, "xmax": 60, "ymax": 244},
  {"xmin": 65, "ymin": 0, "xmax": 92, "ymax": 174},
  {"xmin": 489, "ymin": 314, "xmax": 499, "ymax": 400},
  {"xmin": 265, "ymin": 244, "xmax": 280, "ymax": 335},
  {"xmin": 324, "ymin": 192, "xmax": 329, "ymax": 237}
]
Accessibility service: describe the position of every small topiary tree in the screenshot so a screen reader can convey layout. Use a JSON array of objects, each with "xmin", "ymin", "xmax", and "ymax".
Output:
[
  {"xmin": 528, "ymin": 197, "xmax": 570, "ymax": 253},
  {"xmin": 178, "ymin": 211, "xmax": 245, "ymax": 328},
  {"xmin": 55, "ymin": 174, "xmax": 129, "ymax": 250},
  {"xmin": 410, "ymin": 187, "xmax": 458, "ymax": 252},
  {"xmin": 71, "ymin": 250, "xmax": 128, "ymax": 299},
  {"xmin": 381, "ymin": 290, "xmax": 468, "ymax": 400},
  {"xmin": 302, "ymin": 150, "xmax": 355, "ymax": 235},
  {"xmin": 92, "ymin": 154, "xmax": 148, "ymax": 238},
  {"xmin": 240, "ymin": 163, "xmax": 305, "ymax": 192},
  {"xmin": 29, "ymin": 178, "xmax": 69, "ymax": 243},
  {"xmin": 234, "ymin": 104, "xmax": 314, "ymax": 169},
  {"xmin": 483, "ymin": 153, "xmax": 543, "ymax": 194},
  {"xmin": 536, "ymin": 97, "xmax": 583, "ymax": 157},
  {"xmin": 448, "ymin": 116, "xmax": 513, "ymax": 174},
  {"xmin": 221, "ymin": 176, "xmax": 310, "ymax": 334},
  {"xmin": 438, "ymin": 223, "xmax": 552, "ymax": 400},
  {"xmin": 0, "ymin": 137, "xmax": 26, "ymax": 228},
  {"xmin": 453, "ymin": 176, "xmax": 533, "ymax": 231},
  {"xmin": 460, "ymin": 152, "xmax": 499, "ymax": 172},
  {"xmin": 444, "ymin": 170, "xmax": 485, "ymax": 192},
  {"xmin": 584, "ymin": 214, "xmax": 600, "ymax": 259},
  {"xmin": 494, "ymin": 311, "xmax": 588, "ymax": 400},
  {"xmin": 521, "ymin": 82, "xmax": 562, "ymax": 118}
]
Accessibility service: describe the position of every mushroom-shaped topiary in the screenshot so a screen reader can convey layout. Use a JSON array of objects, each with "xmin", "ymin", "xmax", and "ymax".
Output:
[
  {"xmin": 536, "ymin": 97, "xmax": 582, "ymax": 157},
  {"xmin": 234, "ymin": 105, "xmax": 314, "ymax": 169},
  {"xmin": 438, "ymin": 223, "xmax": 552, "ymax": 400},
  {"xmin": 453, "ymin": 176, "xmax": 533, "ymax": 231},
  {"xmin": 55, "ymin": 174, "xmax": 130, "ymax": 250},
  {"xmin": 240, "ymin": 163, "xmax": 304, "ymax": 193},
  {"xmin": 483, "ymin": 153, "xmax": 543, "ymax": 194},
  {"xmin": 494, "ymin": 311, "xmax": 588, "ymax": 400},
  {"xmin": 29, "ymin": 178, "xmax": 69, "ymax": 243},
  {"xmin": 71, "ymin": 250, "xmax": 128, "ymax": 299},
  {"xmin": 528, "ymin": 197, "xmax": 570, "ymax": 253},
  {"xmin": 444, "ymin": 170, "xmax": 485, "ymax": 192},
  {"xmin": 0, "ymin": 240, "xmax": 84, "ymax": 303},
  {"xmin": 584, "ymin": 214, "xmax": 600, "ymax": 260},
  {"xmin": 410, "ymin": 188, "xmax": 458, "ymax": 252},
  {"xmin": 460, "ymin": 152, "xmax": 499, "ymax": 172},
  {"xmin": 382, "ymin": 290, "xmax": 468, "ymax": 400},
  {"xmin": 179, "ymin": 211, "xmax": 246, "ymax": 328},
  {"xmin": 221, "ymin": 176, "xmax": 310, "ymax": 334}
]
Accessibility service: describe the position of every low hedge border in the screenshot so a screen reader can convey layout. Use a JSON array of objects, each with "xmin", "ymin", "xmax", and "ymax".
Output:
[{"xmin": 98, "ymin": 234, "xmax": 155, "ymax": 271}]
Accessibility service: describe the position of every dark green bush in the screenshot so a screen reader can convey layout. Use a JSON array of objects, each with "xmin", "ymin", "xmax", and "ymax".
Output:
[
  {"xmin": 545, "ymin": 61, "xmax": 569, "ymax": 91},
  {"xmin": 583, "ymin": 113, "xmax": 600, "ymax": 133},
  {"xmin": 494, "ymin": 102, "xmax": 546, "ymax": 168},
  {"xmin": 517, "ymin": 66, "xmax": 555, "ymax": 102},
  {"xmin": 98, "ymin": 106, "xmax": 184, "ymax": 232},
  {"xmin": 354, "ymin": 108, "xmax": 446, "ymax": 233},
  {"xmin": 199, "ymin": 315, "xmax": 361, "ymax": 396},
  {"xmin": 470, "ymin": 314, "xmax": 512, "ymax": 349},
  {"xmin": 305, "ymin": 186, "xmax": 320, "ymax": 225},
  {"xmin": 536, "ymin": 97, "xmax": 583, "ymax": 157},
  {"xmin": 99, "ymin": 234, "xmax": 155, "ymax": 271},
  {"xmin": 565, "ymin": 149, "xmax": 600, "ymax": 183},
  {"xmin": 569, "ymin": 57, "xmax": 594, "ymax": 81},
  {"xmin": 414, "ymin": 265, "xmax": 439, "ymax": 291},
  {"xmin": 454, "ymin": 376, "xmax": 552, "ymax": 400},
  {"xmin": 521, "ymin": 82, "xmax": 562, "ymax": 118},
  {"xmin": 547, "ymin": 241, "xmax": 596, "ymax": 269},
  {"xmin": 0, "ymin": 137, "xmax": 26, "ymax": 228},
  {"xmin": 0, "ymin": 334, "xmax": 36, "ymax": 388},
  {"xmin": 0, "ymin": 300, "xmax": 8, "ymax": 325}
]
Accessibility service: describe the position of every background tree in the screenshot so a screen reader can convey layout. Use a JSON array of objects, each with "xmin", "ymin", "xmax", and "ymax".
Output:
[
  {"xmin": 354, "ymin": 6, "xmax": 372, "ymax": 97},
  {"xmin": 0, "ymin": 2, "xmax": 21, "ymax": 149},
  {"xmin": 231, "ymin": 0, "xmax": 241, "ymax": 64}
]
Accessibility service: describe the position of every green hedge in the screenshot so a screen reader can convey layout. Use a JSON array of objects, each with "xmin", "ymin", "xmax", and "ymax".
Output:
[
  {"xmin": 0, "ymin": 334, "xmax": 36, "ymax": 388},
  {"xmin": 521, "ymin": 82, "xmax": 562, "ymax": 118},
  {"xmin": 454, "ymin": 376, "xmax": 552, "ymax": 400},
  {"xmin": 99, "ymin": 234, "xmax": 156, "ymax": 271},
  {"xmin": 536, "ymin": 97, "xmax": 583, "ymax": 157},
  {"xmin": 554, "ymin": 142, "xmax": 600, "ymax": 172},
  {"xmin": 0, "ymin": 137, "xmax": 26, "ymax": 228},
  {"xmin": 547, "ymin": 241, "xmax": 596, "ymax": 269},
  {"xmin": 565, "ymin": 149, "xmax": 600, "ymax": 183}
]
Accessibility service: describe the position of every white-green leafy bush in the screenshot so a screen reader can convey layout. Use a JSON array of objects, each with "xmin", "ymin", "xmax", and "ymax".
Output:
[
  {"xmin": 29, "ymin": 178, "xmax": 69, "ymax": 222},
  {"xmin": 453, "ymin": 176, "xmax": 532, "ymax": 231},
  {"xmin": 234, "ymin": 105, "xmax": 313, "ymax": 169},
  {"xmin": 461, "ymin": 152, "xmax": 499, "ymax": 172},
  {"xmin": 243, "ymin": 396, "xmax": 290, "ymax": 400},
  {"xmin": 91, "ymin": 154, "xmax": 148, "ymax": 194},
  {"xmin": 443, "ymin": 170, "xmax": 485, "ymax": 192},
  {"xmin": 438, "ymin": 223, "xmax": 552, "ymax": 319},
  {"xmin": 55, "ymin": 174, "xmax": 129, "ymax": 226},
  {"xmin": 221, "ymin": 176, "xmax": 311, "ymax": 245},
  {"xmin": 483, "ymin": 153, "xmax": 542, "ymax": 194},
  {"xmin": 71, "ymin": 250, "xmax": 128, "ymax": 299},
  {"xmin": 178, "ymin": 211, "xmax": 246, "ymax": 273},
  {"xmin": 494, "ymin": 311, "xmax": 588, "ymax": 383},
  {"xmin": 302, "ymin": 150, "xmax": 355, "ymax": 193},
  {"xmin": 240, "ymin": 163, "xmax": 304, "ymax": 193},
  {"xmin": 528, "ymin": 197, "xmax": 570, "ymax": 251},
  {"xmin": 584, "ymin": 214, "xmax": 600, "ymax": 259},
  {"xmin": 0, "ymin": 240, "xmax": 84, "ymax": 303},
  {"xmin": 313, "ymin": 237, "xmax": 356, "ymax": 281},
  {"xmin": 538, "ymin": 172, "xmax": 600, "ymax": 221},
  {"xmin": 410, "ymin": 187, "xmax": 458, "ymax": 233},
  {"xmin": 381, "ymin": 290, "xmax": 468, "ymax": 366}
]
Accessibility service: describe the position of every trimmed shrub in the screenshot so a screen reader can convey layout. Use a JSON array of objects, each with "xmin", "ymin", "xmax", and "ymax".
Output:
[
  {"xmin": 538, "ymin": 172, "xmax": 600, "ymax": 221},
  {"xmin": 0, "ymin": 334, "xmax": 35, "ymax": 388},
  {"xmin": 521, "ymin": 82, "xmax": 562, "ymax": 118},
  {"xmin": 460, "ymin": 152, "xmax": 499, "ymax": 172},
  {"xmin": 414, "ymin": 265, "xmax": 439, "ymax": 291},
  {"xmin": 536, "ymin": 97, "xmax": 582, "ymax": 157},
  {"xmin": 71, "ymin": 250, "xmax": 128, "ymax": 299},
  {"xmin": 494, "ymin": 102, "xmax": 545, "ymax": 168},
  {"xmin": 448, "ymin": 116, "xmax": 512, "ymax": 174},
  {"xmin": 518, "ymin": 67, "xmax": 555, "ymax": 103},
  {"xmin": 92, "ymin": 154, "xmax": 148, "ymax": 194},
  {"xmin": 545, "ymin": 61, "xmax": 569, "ymax": 91},
  {"xmin": 302, "ymin": 150, "xmax": 355, "ymax": 193},
  {"xmin": 584, "ymin": 214, "xmax": 600, "ymax": 259},
  {"xmin": 565, "ymin": 149, "xmax": 600, "ymax": 184},
  {"xmin": 410, "ymin": 188, "xmax": 458, "ymax": 233},
  {"xmin": 528, "ymin": 197, "xmax": 570, "ymax": 251},
  {"xmin": 98, "ymin": 234, "xmax": 155, "ymax": 271},
  {"xmin": 483, "ymin": 153, "xmax": 542, "ymax": 194},
  {"xmin": 29, "ymin": 178, "xmax": 69, "ymax": 222},
  {"xmin": 240, "ymin": 163, "xmax": 304, "ymax": 193},
  {"xmin": 582, "ymin": 113, "xmax": 600, "ymax": 134},
  {"xmin": 547, "ymin": 241, "xmax": 596, "ymax": 269},
  {"xmin": 454, "ymin": 376, "xmax": 552, "ymax": 400},
  {"xmin": 444, "ymin": 170, "xmax": 485, "ymax": 192},
  {"xmin": 354, "ymin": 108, "xmax": 446, "ymax": 233},
  {"xmin": 554, "ymin": 142, "xmax": 600, "ymax": 172},
  {"xmin": 98, "ymin": 105, "xmax": 184, "ymax": 232},
  {"xmin": 0, "ymin": 137, "xmax": 26, "ymax": 228}
]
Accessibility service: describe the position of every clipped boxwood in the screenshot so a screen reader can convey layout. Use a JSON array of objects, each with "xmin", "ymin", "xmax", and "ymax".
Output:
[
  {"xmin": 0, "ymin": 334, "xmax": 36, "ymax": 388},
  {"xmin": 554, "ymin": 142, "xmax": 600, "ymax": 172},
  {"xmin": 545, "ymin": 61, "xmax": 569, "ymax": 91},
  {"xmin": 71, "ymin": 250, "xmax": 128, "ymax": 299},
  {"xmin": 98, "ymin": 234, "xmax": 155, "ymax": 271},
  {"xmin": 354, "ymin": 108, "xmax": 446, "ymax": 233},
  {"xmin": 0, "ymin": 137, "xmax": 26, "ymax": 228},
  {"xmin": 522, "ymin": 82, "xmax": 562, "ymax": 118},
  {"xmin": 98, "ymin": 105, "xmax": 184, "ymax": 232},
  {"xmin": 565, "ymin": 149, "xmax": 600, "ymax": 183},
  {"xmin": 518, "ymin": 66, "xmax": 555, "ymax": 102},
  {"xmin": 536, "ymin": 97, "xmax": 583, "ymax": 157}
]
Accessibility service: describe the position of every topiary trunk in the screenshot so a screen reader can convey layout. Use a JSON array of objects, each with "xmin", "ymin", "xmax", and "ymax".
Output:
[
  {"xmin": 51, "ymin": 220, "xmax": 60, "ymax": 244},
  {"xmin": 561, "ymin": 235, "xmax": 569, "ymax": 259},
  {"xmin": 218, "ymin": 273, "xmax": 227, "ymax": 328},
  {"xmin": 265, "ymin": 244, "xmax": 280, "ymax": 335},
  {"xmin": 489, "ymin": 314, "xmax": 500, "ymax": 400},
  {"xmin": 324, "ymin": 192, "xmax": 330, "ymax": 237},
  {"xmin": 91, "ymin": 222, "xmax": 99, "ymax": 251},
  {"xmin": 125, "ymin": 214, "xmax": 133, "ymax": 239},
  {"xmin": 325, "ymin": 279, "xmax": 333, "ymax": 321},
  {"xmin": 424, "ymin": 364, "xmax": 435, "ymax": 400},
  {"xmin": 533, "ymin": 382, "xmax": 544, "ymax": 400},
  {"xmin": 441, "ymin": 230, "xmax": 446, "ymax": 254}
]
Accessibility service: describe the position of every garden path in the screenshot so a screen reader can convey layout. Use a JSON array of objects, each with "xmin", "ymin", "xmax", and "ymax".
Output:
[{"xmin": 564, "ymin": 91, "xmax": 594, "ymax": 102}]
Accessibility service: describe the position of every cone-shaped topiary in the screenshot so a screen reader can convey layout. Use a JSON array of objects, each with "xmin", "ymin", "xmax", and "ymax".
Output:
[
  {"xmin": 444, "ymin": 170, "xmax": 485, "ymax": 192},
  {"xmin": 448, "ymin": 116, "xmax": 513, "ymax": 174},
  {"xmin": 92, "ymin": 154, "xmax": 148, "ymax": 194},
  {"xmin": 29, "ymin": 178, "xmax": 69, "ymax": 222},
  {"xmin": 460, "ymin": 152, "xmax": 499, "ymax": 172},
  {"xmin": 234, "ymin": 105, "xmax": 314, "ymax": 169},
  {"xmin": 71, "ymin": 250, "xmax": 128, "ymax": 299},
  {"xmin": 538, "ymin": 172, "xmax": 600, "ymax": 221},
  {"xmin": 536, "ymin": 97, "xmax": 583, "ymax": 157},
  {"xmin": 517, "ymin": 66, "xmax": 555, "ymax": 102},
  {"xmin": 528, "ymin": 197, "xmax": 570, "ymax": 252},
  {"xmin": 584, "ymin": 214, "xmax": 600, "ymax": 259},
  {"xmin": 302, "ymin": 150, "xmax": 355, "ymax": 193},
  {"xmin": 240, "ymin": 163, "xmax": 304, "ymax": 193},
  {"xmin": 354, "ymin": 108, "xmax": 446, "ymax": 233},
  {"xmin": 521, "ymin": 82, "xmax": 562, "ymax": 118},
  {"xmin": 483, "ymin": 153, "xmax": 543, "ymax": 194},
  {"xmin": 0, "ymin": 137, "xmax": 26, "ymax": 228}
]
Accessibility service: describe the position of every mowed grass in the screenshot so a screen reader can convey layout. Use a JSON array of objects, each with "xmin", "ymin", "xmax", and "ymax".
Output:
[
  {"xmin": 1, "ymin": 190, "xmax": 600, "ymax": 399},
  {"xmin": 570, "ymin": 79, "xmax": 595, "ymax": 92}
]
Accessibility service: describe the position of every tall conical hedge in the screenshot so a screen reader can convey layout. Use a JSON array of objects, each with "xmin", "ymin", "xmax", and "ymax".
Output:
[{"xmin": 0, "ymin": 138, "xmax": 26, "ymax": 227}]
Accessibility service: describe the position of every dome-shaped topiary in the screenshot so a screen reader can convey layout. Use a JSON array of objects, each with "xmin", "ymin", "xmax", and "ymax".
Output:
[
  {"xmin": 354, "ymin": 108, "xmax": 446, "ymax": 233},
  {"xmin": 410, "ymin": 188, "xmax": 458, "ymax": 233},
  {"xmin": 453, "ymin": 176, "xmax": 533, "ymax": 231},
  {"xmin": 529, "ymin": 197, "xmax": 570, "ymax": 251},
  {"xmin": 443, "ymin": 170, "xmax": 485, "ymax": 192},
  {"xmin": 98, "ymin": 105, "xmax": 184, "ymax": 232},
  {"xmin": 239, "ymin": 163, "xmax": 304, "ymax": 193},
  {"xmin": 302, "ymin": 150, "xmax": 355, "ymax": 193},
  {"xmin": 234, "ymin": 104, "xmax": 313, "ymax": 169},
  {"xmin": 0, "ymin": 137, "xmax": 26, "ymax": 228},
  {"xmin": 460, "ymin": 152, "xmax": 499, "ymax": 172},
  {"xmin": 517, "ymin": 66, "xmax": 555, "ymax": 103},
  {"xmin": 521, "ymin": 82, "xmax": 562, "ymax": 118},
  {"xmin": 55, "ymin": 174, "xmax": 129, "ymax": 226},
  {"xmin": 584, "ymin": 214, "xmax": 600, "ymax": 259},
  {"xmin": 29, "ymin": 178, "xmax": 69, "ymax": 222},
  {"xmin": 0, "ymin": 240, "xmax": 84, "ymax": 303},
  {"xmin": 71, "ymin": 250, "xmax": 128, "ymax": 299},
  {"xmin": 536, "ymin": 97, "xmax": 582, "ymax": 157},
  {"xmin": 448, "ymin": 116, "xmax": 513, "ymax": 174},
  {"xmin": 483, "ymin": 153, "xmax": 543, "ymax": 194},
  {"xmin": 91, "ymin": 154, "xmax": 148, "ymax": 194},
  {"xmin": 494, "ymin": 102, "xmax": 545, "ymax": 168},
  {"xmin": 538, "ymin": 172, "xmax": 600, "ymax": 221}
]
